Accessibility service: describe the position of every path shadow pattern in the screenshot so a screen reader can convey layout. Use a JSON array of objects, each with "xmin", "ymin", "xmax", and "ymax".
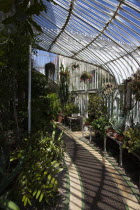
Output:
[{"xmin": 63, "ymin": 134, "xmax": 126, "ymax": 210}]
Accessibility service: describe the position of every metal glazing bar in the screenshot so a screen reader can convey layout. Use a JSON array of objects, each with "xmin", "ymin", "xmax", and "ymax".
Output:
[
  {"xmin": 74, "ymin": 2, "xmax": 108, "ymax": 23},
  {"xmin": 108, "ymin": 23, "xmax": 139, "ymax": 45},
  {"xmin": 112, "ymin": 21, "xmax": 140, "ymax": 43},
  {"xmin": 48, "ymin": 0, "xmax": 75, "ymax": 51},
  {"xmin": 121, "ymin": 7, "xmax": 140, "ymax": 22},
  {"xmin": 72, "ymin": 1, "xmax": 124, "ymax": 57},
  {"xmin": 83, "ymin": 0, "xmax": 116, "ymax": 14},
  {"xmin": 103, "ymin": 48, "xmax": 139, "ymax": 65},
  {"xmin": 118, "ymin": 0, "xmax": 140, "ymax": 13},
  {"xmin": 54, "ymin": 1, "xmax": 140, "ymax": 67}
]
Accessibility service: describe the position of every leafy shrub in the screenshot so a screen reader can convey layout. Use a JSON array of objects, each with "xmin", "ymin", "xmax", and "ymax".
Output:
[
  {"xmin": 9, "ymin": 127, "xmax": 64, "ymax": 208},
  {"xmin": 88, "ymin": 94, "xmax": 107, "ymax": 122},
  {"xmin": 59, "ymin": 63, "xmax": 70, "ymax": 111},
  {"xmin": 123, "ymin": 127, "xmax": 140, "ymax": 153},
  {"xmin": 64, "ymin": 103, "xmax": 79, "ymax": 116},
  {"xmin": 47, "ymin": 93, "xmax": 62, "ymax": 120},
  {"xmin": 92, "ymin": 116, "xmax": 109, "ymax": 137}
]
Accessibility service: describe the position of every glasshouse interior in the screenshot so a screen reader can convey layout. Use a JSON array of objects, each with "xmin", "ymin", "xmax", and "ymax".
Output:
[{"xmin": 0, "ymin": 0, "xmax": 140, "ymax": 209}]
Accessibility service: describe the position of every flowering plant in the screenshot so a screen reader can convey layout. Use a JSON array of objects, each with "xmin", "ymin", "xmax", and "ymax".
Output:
[
  {"xmin": 80, "ymin": 71, "xmax": 92, "ymax": 82},
  {"xmin": 102, "ymin": 83, "xmax": 116, "ymax": 95}
]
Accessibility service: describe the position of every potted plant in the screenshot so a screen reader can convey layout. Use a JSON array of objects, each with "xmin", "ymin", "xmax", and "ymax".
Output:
[
  {"xmin": 106, "ymin": 127, "xmax": 115, "ymax": 137},
  {"xmin": 111, "ymin": 118, "xmax": 126, "ymax": 142},
  {"xmin": 58, "ymin": 113, "xmax": 64, "ymax": 123},
  {"xmin": 91, "ymin": 116, "xmax": 109, "ymax": 137},
  {"xmin": 114, "ymin": 132, "xmax": 124, "ymax": 142},
  {"xmin": 80, "ymin": 71, "xmax": 92, "ymax": 82},
  {"xmin": 84, "ymin": 118, "xmax": 91, "ymax": 126}
]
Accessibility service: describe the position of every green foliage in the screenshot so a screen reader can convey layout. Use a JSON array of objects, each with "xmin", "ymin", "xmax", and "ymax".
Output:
[
  {"xmin": 47, "ymin": 93, "xmax": 62, "ymax": 120},
  {"xmin": 59, "ymin": 63, "xmax": 70, "ymax": 110},
  {"xmin": 88, "ymin": 94, "xmax": 107, "ymax": 122},
  {"xmin": 0, "ymin": 0, "xmax": 15, "ymax": 13},
  {"xmin": 31, "ymin": 71, "xmax": 59, "ymax": 131},
  {"xmin": 92, "ymin": 116, "xmax": 109, "ymax": 137},
  {"xmin": 110, "ymin": 116, "xmax": 126, "ymax": 134},
  {"xmin": 9, "ymin": 127, "xmax": 64, "ymax": 208},
  {"xmin": 0, "ymin": 1, "xmax": 64, "ymax": 209},
  {"xmin": 64, "ymin": 103, "xmax": 79, "ymax": 116},
  {"xmin": 0, "ymin": 197, "xmax": 20, "ymax": 210},
  {"xmin": 1, "ymin": 0, "xmax": 47, "ymax": 36},
  {"xmin": 123, "ymin": 127, "xmax": 140, "ymax": 153},
  {"xmin": 80, "ymin": 71, "xmax": 92, "ymax": 82}
]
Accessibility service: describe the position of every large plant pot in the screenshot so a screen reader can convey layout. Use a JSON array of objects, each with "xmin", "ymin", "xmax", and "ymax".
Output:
[
  {"xmin": 117, "ymin": 134, "xmax": 124, "ymax": 142},
  {"xmin": 115, "ymin": 133, "xmax": 124, "ymax": 142},
  {"xmin": 106, "ymin": 127, "xmax": 115, "ymax": 137},
  {"xmin": 58, "ymin": 114, "xmax": 64, "ymax": 123}
]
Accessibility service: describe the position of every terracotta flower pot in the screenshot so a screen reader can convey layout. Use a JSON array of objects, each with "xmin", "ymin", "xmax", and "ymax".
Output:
[
  {"xmin": 106, "ymin": 127, "xmax": 115, "ymax": 136},
  {"xmin": 116, "ymin": 134, "xmax": 124, "ymax": 142},
  {"xmin": 58, "ymin": 114, "xmax": 64, "ymax": 123},
  {"xmin": 113, "ymin": 132, "xmax": 118, "ymax": 139},
  {"xmin": 114, "ymin": 133, "xmax": 124, "ymax": 142}
]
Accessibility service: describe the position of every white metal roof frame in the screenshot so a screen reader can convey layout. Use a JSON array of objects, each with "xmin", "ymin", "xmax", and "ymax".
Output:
[{"xmin": 34, "ymin": 0, "xmax": 140, "ymax": 84}]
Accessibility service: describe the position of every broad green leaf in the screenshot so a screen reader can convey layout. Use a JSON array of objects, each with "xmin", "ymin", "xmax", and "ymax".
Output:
[
  {"xmin": 23, "ymin": 197, "xmax": 28, "ymax": 206},
  {"xmin": 0, "ymin": 198, "xmax": 20, "ymax": 210},
  {"xmin": 22, "ymin": 195, "xmax": 26, "ymax": 202},
  {"xmin": 27, "ymin": 198, "xmax": 32, "ymax": 205},
  {"xmin": 39, "ymin": 193, "xmax": 44, "ymax": 202},
  {"xmin": 36, "ymin": 190, "xmax": 41, "ymax": 199},
  {"xmin": 33, "ymin": 190, "xmax": 37, "ymax": 197}
]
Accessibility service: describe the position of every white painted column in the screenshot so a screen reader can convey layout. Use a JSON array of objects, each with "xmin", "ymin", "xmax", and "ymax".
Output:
[{"xmin": 28, "ymin": 44, "xmax": 32, "ymax": 133}]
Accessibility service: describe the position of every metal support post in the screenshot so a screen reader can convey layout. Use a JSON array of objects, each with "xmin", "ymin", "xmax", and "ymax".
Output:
[
  {"xmin": 28, "ymin": 44, "xmax": 32, "ymax": 134},
  {"xmin": 82, "ymin": 116, "xmax": 84, "ymax": 138},
  {"xmin": 89, "ymin": 126, "xmax": 92, "ymax": 143},
  {"xmin": 104, "ymin": 136, "xmax": 107, "ymax": 152},
  {"xmin": 119, "ymin": 143, "xmax": 123, "ymax": 167}
]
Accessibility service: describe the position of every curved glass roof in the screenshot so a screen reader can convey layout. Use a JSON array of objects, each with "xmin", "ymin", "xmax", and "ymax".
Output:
[{"xmin": 34, "ymin": 0, "xmax": 140, "ymax": 84}]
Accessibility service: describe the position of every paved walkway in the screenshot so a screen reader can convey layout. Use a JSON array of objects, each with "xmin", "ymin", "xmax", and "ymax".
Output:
[{"xmin": 57, "ymin": 124, "xmax": 140, "ymax": 210}]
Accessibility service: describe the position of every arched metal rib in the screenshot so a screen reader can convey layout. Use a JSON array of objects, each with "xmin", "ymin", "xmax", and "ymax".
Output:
[{"xmin": 48, "ymin": 0, "xmax": 75, "ymax": 52}]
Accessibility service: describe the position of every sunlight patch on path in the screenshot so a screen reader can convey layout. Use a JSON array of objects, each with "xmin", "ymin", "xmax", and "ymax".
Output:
[{"xmin": 65, "ymin": 153, "xmax": 83, "ymax": 210}]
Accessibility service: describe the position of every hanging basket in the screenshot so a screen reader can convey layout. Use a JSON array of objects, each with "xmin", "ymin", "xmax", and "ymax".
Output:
[
  {"xmin": 72, "ymin": 64, "xmax": 79, "ymax": 70},
  {"xmin": 80, "ymin": 71, "xmax": 92, "ymax": 82}
]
